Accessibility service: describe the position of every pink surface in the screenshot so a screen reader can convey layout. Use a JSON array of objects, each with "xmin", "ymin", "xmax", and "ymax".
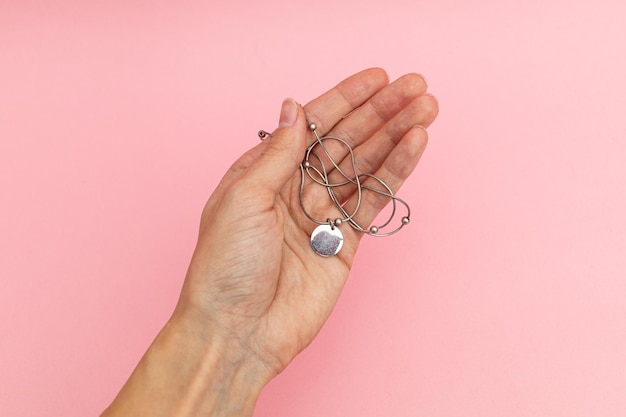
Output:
[{"xmin": 2, "ymin": 1, "xmax": 626, "ymax": 416}]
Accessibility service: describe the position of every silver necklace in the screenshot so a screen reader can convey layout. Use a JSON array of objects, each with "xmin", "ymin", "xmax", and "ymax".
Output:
[{"xmin": 258, "ymin": 120, "xmax": 410, "ymax": 257}]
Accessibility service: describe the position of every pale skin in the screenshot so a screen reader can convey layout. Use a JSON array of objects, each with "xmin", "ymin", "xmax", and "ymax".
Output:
[{"xmin": 101, "ymin": 68, "xmax": 439, "ymax": 416}]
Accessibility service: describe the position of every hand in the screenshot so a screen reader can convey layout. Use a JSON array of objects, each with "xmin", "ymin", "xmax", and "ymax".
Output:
[
  {"xmin": 179, "ymin": 68, "xmax": 438, "ymax": 373},
  {"xmin": 102, "ymin": 68, "xmax": 438, "ymax": 417}
]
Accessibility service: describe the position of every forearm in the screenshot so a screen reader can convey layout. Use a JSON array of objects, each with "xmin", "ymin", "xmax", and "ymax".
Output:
[{"xmin": 101, "ymin": 313, "xmax": 268, "ymax": 417}]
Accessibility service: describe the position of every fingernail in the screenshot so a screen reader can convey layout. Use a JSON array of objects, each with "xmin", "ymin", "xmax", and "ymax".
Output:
[{"xmin": 279, "ymin": 98, "xmax": 298, "ymax": 128}]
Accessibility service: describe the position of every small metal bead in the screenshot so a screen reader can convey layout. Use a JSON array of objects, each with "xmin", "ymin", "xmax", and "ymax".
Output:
[
  {"xmin": 309, "ymin": 123, "xmax": 317, "ymax": 131},
  {"xmin": 303, "ymin": 161, "xmax": 311, "ymax": 168},
  {"xmin": 402, "ymin": 216, "xmax": 410, "ymax": 225},
  {"xmin": 334, "ymin": 218, "xmax": 343, "ymax": 226},
  {"xmin": 369, "ymin": 226, "xmax": 378, "ymax": 234},
  {"xmin": 258, "ymin": 130, "xmax": 273, "ymax": 140}
]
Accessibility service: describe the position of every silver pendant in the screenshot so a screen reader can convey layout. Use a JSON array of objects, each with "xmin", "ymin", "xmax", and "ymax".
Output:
[{"xmin": 310, "ymin": 224, "xmax": 344, "ymax": 257}]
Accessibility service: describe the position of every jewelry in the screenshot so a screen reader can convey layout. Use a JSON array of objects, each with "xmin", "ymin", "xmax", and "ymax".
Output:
[{"xmin": 258, "ymin": 119, "xmax": 411, "ymax": 257}]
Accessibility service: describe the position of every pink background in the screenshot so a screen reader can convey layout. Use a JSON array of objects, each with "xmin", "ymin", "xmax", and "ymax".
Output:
[{"xmin": 2, "ymin": 1, "xmax": 625, "ymax": 416}]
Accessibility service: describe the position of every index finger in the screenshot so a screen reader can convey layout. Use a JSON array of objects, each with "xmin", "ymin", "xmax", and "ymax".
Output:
[{"xmin": 303, "ymin": 68, "xmax": 389, "ymax": 139}]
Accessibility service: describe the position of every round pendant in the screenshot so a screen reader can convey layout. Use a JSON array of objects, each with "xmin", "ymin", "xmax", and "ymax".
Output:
[{"xmin": 310, "ymin": 224, "xmax": 344, "ymax": 257}]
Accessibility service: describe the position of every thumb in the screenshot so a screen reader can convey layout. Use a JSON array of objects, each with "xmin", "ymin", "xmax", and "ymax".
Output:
[{"xmin": 244, "ymin": 98, "xmax": 307, "ymax": 194}]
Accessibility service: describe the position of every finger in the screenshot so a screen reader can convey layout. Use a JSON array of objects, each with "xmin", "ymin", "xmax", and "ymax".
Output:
[
  {"xmin": 303, "ymin": 68, "xmax": 389, "ymax": 138},
  {"xmin": 205, "ymin": 69, "xmax": 388, "ymax": 213},
  {"xmin": 327, "ymin": 73, "xmax": 428, "ymax": 148},
  {"xmin": 241, "ymin": 99, "xmax": 307, "ymax": 196},
  {"xmin": 303, "ymin": 74, "xmax": 428, "ymax": 185},
  {"xmin": 339, "ymin": 125, "xmax": 429, "ymax": 235},
  {"xmin": 320, "ymin": 92, "xmax": 439, "ymax": 204}
]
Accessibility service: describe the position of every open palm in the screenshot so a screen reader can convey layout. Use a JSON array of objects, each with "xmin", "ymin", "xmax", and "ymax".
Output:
[{"xmin": 178, "ymin": 68, "xmax": 438, "ymax": 381}]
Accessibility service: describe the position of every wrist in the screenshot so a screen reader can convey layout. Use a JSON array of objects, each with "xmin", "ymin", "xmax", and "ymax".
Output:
[
  {"xmin": 161, "ymin": 314, "xmax": 269, "ymax": 416},
  {"xmin": 102, "ymin": 309, "xmax": 271, "ymax": 417}
]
